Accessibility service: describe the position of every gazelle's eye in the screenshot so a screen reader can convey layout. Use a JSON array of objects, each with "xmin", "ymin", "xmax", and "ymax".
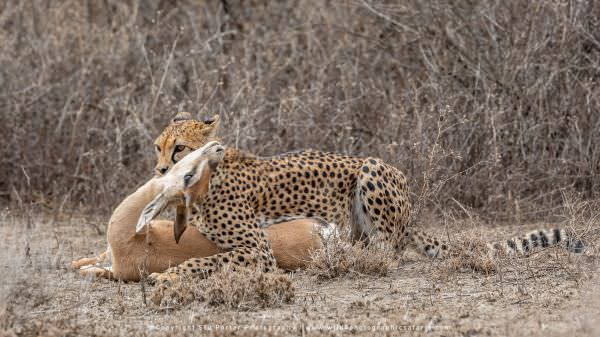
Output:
[
  {"xmin": 174, "ymin": 145, "xmax": 186, "ymax": 153},
  {"xmin": 155, "ymin": 145, "xmax": 161, "ymax": 152},
  {"xmin": 183, "ymin": 173, "xmax": 194, "ymax": 186}
]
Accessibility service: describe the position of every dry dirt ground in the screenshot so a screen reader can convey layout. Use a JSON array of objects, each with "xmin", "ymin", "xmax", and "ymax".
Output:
[{"xmin": 0, "ymin": 208, "xmax": 599, "ymax": 337}]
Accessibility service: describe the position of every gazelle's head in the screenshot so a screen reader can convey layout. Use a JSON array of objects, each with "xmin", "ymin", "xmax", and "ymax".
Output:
[{"xmin": 136, "ymin": 141, "xmax": 225, "ymax": 243}]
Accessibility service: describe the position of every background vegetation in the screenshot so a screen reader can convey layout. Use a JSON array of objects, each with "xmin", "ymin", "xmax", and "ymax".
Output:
[{"xmin": 1, "ymin": 0, "xmax": 599, "ymax": 219}]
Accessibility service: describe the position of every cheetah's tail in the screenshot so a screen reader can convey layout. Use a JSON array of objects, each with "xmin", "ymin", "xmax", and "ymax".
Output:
[
  {"xmin": 408, "ymin": 229, "xmax": 450, "ymax": 258},
  {"xmin": 485, "ymin": 228, "xmax": 585, "ymax": 257},
  {"xmin": 408, "ymin": 228, "xmax": 585, "ymax": 259}
]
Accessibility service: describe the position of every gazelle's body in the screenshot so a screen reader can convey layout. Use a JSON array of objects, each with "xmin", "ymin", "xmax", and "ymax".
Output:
[{"xmin": 72, "ymin": 176, "xmax": 330, "ymax": 281}]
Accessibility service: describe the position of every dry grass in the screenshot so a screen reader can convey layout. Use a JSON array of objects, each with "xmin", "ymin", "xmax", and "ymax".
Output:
[
  {"xmin": 440, "ymin": 232, "xmax": 497, "ymax": 275},
  {"xmin": 0, "ymin": 210, "xmax": 598, "ymax": 336},
  {"xmin": 150, "ymin": 268, "xmax": 295, "ymax": 310},
  {"xmin": 307, "ymin": 236, "xmax": 395, "ymax": 280},
  {"xmin": 1, "ymin": 1, "xmax": 600, "ymax": 219}
]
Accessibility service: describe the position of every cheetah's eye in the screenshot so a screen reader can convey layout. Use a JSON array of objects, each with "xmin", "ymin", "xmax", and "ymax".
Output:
[
  {"xmin": 174, "ymin": 145, "xmax": 186, "ymax": 153},
  {"xmin": 155, "ymin": 145, "xmax": 161, "ymax": 152}
]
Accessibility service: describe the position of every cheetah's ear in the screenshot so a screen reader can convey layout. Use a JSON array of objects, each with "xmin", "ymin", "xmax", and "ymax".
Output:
[
  {"xmin": 202, "ymin": 114, "xmax": 220, "ymax": 137},
  {"xmin": 171, "ymin": 112, "xmax": 194, "ymax": 123},
  {"xmin": 202, "ymin": 114, "xmax": 220, "ymax": 125}
]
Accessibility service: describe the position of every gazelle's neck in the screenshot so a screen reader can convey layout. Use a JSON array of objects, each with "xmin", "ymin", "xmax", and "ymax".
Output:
[{"xmin": 107, "ymin": 178, "xmax": 164, "ymax": 241}]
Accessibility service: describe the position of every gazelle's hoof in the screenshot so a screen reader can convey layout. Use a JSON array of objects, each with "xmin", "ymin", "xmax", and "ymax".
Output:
[
  {"xmin": 71, "ymin": 257, "xmax": 97, "ymax": 269},
  {"xmin": 78, "ymin": 265, "xmax": 113, "ymax": 279}
]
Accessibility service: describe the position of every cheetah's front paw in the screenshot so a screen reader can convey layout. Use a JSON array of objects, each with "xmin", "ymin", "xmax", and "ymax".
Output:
[{"xmin": 147, "ymin": 270, "xmax": 181, "ymax": 284}]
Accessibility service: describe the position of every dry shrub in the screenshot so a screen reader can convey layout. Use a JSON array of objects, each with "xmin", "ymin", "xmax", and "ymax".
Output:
[
  {"xmin": 307, "ymin": 236, "xmax": 394, "ymax": 279},
  {"xmin": 441, "ymin": 232, "xmax": 497, "ymax": 275},
  {"xmin": 150, "ymin": 268, "xmax": 294, "ymax": 310},
  {"xmin": 559, "ymin": 193, "xmax": 600, "ymax": 254},
  {"xmin": 2, "ymin": 1, "xmax": 600, "ymax": 219}
]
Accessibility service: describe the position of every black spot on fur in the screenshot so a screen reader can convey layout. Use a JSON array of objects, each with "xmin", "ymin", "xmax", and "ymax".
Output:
[
  {"xmin": 521, "ymin": 238, "xmax": 530, "ymax": 253},
  {"xmin": 539, "ymin": 231, "xmax": 549, "ymax": 247},
  {"xmin": 529, "ymin": 233, "xmax": 539, "ymax": 247}
]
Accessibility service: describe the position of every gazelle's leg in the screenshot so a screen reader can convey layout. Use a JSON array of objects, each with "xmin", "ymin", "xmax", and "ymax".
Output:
[
  {"xmin": 71, "ymin": 249, "xmax": 110, "ymax": 269},
  {"xmin": 79, "ymin": 264, "xmax": 114, "ymax": 279}
]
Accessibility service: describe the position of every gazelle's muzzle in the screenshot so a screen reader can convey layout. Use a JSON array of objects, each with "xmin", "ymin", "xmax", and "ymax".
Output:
[{"xmin": 136, "ymin": 141, "xmax": 225, "ymax": 243}]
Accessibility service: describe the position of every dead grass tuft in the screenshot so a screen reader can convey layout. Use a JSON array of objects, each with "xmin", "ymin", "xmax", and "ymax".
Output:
[
  {"xmin": 442, "ymin": 233, "xmax": 497, "ymax": 275},
  {"xmin": 307, "ymin": 236, "xmax": 395, "ymax": 279},
  {"xmin": 150, "ymin": 268, "xmax": 294, "ymax": 310}
]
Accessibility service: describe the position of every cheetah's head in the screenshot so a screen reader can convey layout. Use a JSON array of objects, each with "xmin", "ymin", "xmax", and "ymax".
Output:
[
  {"xmin": 137, "ymin": 140, "xmax": 225, "ymax": 243},
  {"xmin": 153, "ymin": 112, "xmax": 221, "ymax": 176}
]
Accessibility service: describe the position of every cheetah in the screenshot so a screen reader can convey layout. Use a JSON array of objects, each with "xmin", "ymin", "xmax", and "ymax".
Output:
[
  {"xmin": 140, "ymin": 112, "xmax": 586, "ymax": 283},
  {"xmin": 139, "ymin": 136, "xmax": 447, "ymax": 283},
  {"xmin": 70, "ymin": 113, "xmax": 332, "ymax": 280}
]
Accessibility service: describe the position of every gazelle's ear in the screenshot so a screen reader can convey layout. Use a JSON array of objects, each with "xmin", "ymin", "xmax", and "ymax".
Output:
[
  {"xmin": 136, "ymin": 192, "xmax": 168, "ymax": 234},
  {"xmin": 171, "ymin": 112, "xmax": 193, "ymax": 123}
]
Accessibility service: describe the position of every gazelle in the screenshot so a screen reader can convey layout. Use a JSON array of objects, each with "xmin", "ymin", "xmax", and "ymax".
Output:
[{"xmin": 72, "ymin": 141, "xmax": 334, "ymax": 281}]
